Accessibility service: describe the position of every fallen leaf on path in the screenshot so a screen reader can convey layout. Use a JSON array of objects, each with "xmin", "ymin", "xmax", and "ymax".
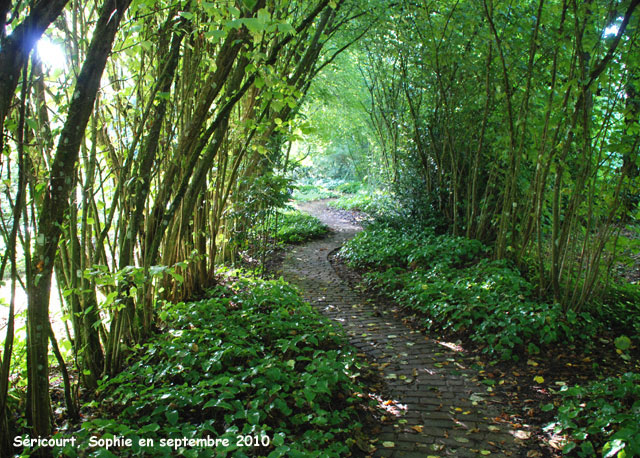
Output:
[{"xmin": 513, "ymin": 430, "xmax": 531, "ymax": 440}]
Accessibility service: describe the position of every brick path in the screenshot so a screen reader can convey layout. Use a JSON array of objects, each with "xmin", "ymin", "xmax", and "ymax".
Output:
[{"xmin": 282, "ymin": 201, "xmax": 527, "ymax": 457}]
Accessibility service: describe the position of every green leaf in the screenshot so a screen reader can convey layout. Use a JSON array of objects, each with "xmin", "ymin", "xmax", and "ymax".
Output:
[
  {"xmin": 563, "ymin": 442, "xmax": 577, "ymax": 454},
  {"xmin": 205, "ymin": 30, "xmax": 226, "ymax": 41},
  {"xmin": 277, "ymin": 23, "xmax": 295, "ymax": 35},
  {"xmin": 603, "ymin": 439, "xmax": 626, "ymax": 458},
  {"xmin": 272, "ymin": 433, "xmax": 285, "ymax": 447},
  {"xmin": 247, "ymin": 410, "xmax": 260, "ymax": 425},
  {"xmin": 614, "ymin": 335, "xmax": 631, "ymax": 351},
  {"xmin": 165, "ymin": 410, "xmax": 178, "ymax": 425},
  {"xmin": 241, "ymin": 17, "xmax": 266, "ymax": 35},
  {"xmin": 242, "ymin": 0, "xmax": 257, "ymax": 9},
  {"xmin": 139, "ymin": 423, "xmax": 160, "ymax": 434}
]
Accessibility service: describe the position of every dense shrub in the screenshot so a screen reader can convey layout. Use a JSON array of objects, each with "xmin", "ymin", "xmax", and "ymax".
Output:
[
  {"xmin": 335, "ymin": 182, "xmax": 361, "ymax": 194},
  {"xmin": 329, "ymin": 189, "xmax": 398, "ymax": 217},
  {"xmin": 292, "ymin": 184, "xmax": 340, "ymax": 202},
  {"xmin": 544, "ymin": 372, "xmax": 640, "ymax": 457},
  {"xmin": 48, "ymin": 277, "xmax": 366, "ymax": 458},
  {"xmin": 339, "ymin": 224, "xmax": 599, "ymax": 361},
  {"xmin": 339, "ymin": 224, "xmax": 484, "ymax": 270},
  {"xmin": 269, "ymin": 210, "xmax": 329, "ymax": 243}
]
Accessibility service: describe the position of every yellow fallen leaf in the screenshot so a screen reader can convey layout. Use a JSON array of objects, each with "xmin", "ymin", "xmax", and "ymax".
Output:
[
  {"xmin": 382, "ymin": 441, "xmax": 395, "ymax": 448},
  {"xmin": 411, "ymin": 425, "xmax": 424, "ymax": 433},
  {"xmin": 533, "ymin": 375, "xmax": 544, "ymax": 384}
]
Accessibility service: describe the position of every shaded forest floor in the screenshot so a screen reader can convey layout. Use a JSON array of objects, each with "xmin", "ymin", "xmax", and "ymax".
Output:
[
  {"xmin": 31, "ymin": 201, "xmax": 637, "ymax": 457},
  {"xmin": 281, "ymin": 200, "xmax": 524, "ymax": 457},
  {"xmin": 276, "ymin": 199, "xmax": 639, "ymax": 457}
]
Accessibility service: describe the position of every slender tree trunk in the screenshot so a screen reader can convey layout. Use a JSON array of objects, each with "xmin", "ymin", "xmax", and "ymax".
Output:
[{"xmin": 26, "ymin": 0, "xmax": 131, "ymax": 447}]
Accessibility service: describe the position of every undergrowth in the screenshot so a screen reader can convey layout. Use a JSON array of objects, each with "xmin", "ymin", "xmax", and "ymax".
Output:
[
  {"xmin": 328, "ymin": 189, "xmax": 395, "ymax": 216},
  {"xmin": 292, "ymin": 180, "xmax": 368, "ymax": 204},
  {"xmin": 291, "ymin": 184, "xmax": 340, "ymax": 202},
  {"xmin": 544, "ymin": 372, "xmax": 640, "ymax": 457},
  {"xmin": 42, "ymin": 275, "xmax": 368, "ymax": 458},
  {"xmin": 338, "ymin": 223, "xmax": 589, "ymax": 361},
  {"xmin": 339, "ymin": 219, "xmax": 640, "ymax": 456},
  {"xmin": 268, "ymin": 210, "xmax": 329, "ymax": 244}
]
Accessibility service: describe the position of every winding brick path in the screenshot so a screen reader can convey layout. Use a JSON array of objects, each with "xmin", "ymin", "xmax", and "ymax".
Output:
[{"xmin": 283, "ymin": 201, "xmax": 526, "ymax": 457}]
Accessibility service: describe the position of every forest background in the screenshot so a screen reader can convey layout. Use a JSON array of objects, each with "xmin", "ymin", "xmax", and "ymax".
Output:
[{"xmin": 1, "ymin": 0, "xmax": 639, "ymax": 456}]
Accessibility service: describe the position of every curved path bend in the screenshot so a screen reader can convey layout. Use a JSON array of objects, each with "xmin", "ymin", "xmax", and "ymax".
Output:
[{"xmin": 283, "ymin": 200, "xmax": 527, "ymax": 458}]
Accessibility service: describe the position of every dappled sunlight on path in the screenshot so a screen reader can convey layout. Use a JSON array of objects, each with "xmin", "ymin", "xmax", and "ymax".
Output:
[{"xmin": 283, "ymin": 200, "xmax": 530, "ymax": 457}]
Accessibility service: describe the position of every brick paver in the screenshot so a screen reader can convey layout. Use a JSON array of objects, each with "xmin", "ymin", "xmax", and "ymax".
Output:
[{"xmin": 282, "ymin": 201, "xmax": 527, "ymax": 457}]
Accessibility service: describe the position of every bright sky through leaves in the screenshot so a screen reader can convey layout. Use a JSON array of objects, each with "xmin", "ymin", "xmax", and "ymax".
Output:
[{"xmin": 36, "ymin": 36, "xmax": 66, "ymax": 69}]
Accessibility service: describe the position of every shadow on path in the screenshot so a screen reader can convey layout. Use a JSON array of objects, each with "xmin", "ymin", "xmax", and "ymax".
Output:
[{"xmin": 283, "ymin": 200, "xmax": 530, "ymax": 457}]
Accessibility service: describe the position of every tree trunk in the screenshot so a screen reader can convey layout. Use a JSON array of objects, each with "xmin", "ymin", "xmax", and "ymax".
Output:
[{"xmin": 26, "ymin": 0, "xmax": 131, "ymax": 447}]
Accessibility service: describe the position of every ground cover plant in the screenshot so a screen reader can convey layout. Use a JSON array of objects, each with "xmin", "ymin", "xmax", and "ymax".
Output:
[
  {"xmin": 291, "ymin": 184, "xmax": 341, "ymax": 202},
  {"xmin": 339, "ymin": 223, "xmax": 580, "ymax": 361},
  {"xmin": 268, "ymin": 210, "xmax": 329, "ymax": 244},
  {"xmin": 328, "ymin": 189, "xmax": 396, "ymax": 217},
  {"xmin": 291, "ymin": 178, "xmax": 364, "ymax": 203},
  {"xmin": 338, "ymin": 219, "xmax": 640, "ymax": 455},
  {"xmin": 544, "ymin": 372, "xmax": 640, "ymax": 457},
  {"xmin": 34, "ymin": 274, "xmax": 369, "ymax": 457}
]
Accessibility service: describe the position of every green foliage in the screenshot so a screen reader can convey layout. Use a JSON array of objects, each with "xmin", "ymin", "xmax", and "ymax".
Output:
[
  {"xmin": 339, "ymin": 223, "xmax": 484, "ymax": 270},
  {"xmin": 334, "ymin": 182, "xmax": 361, "ymax": 194},
  {"xmin": 291, "ymin": 184, "xmax": 340, "ymax": 202},
  {"xmin": 296, "ymin": 49, "xmax": 375, "ymax": 183},
  {"xmin": 48, "ymin": 276, "xmax": 366, "ymax": 457},
  {"xmin": 328, "ymin": 189, "xmax": 396, "ymax": 216},
  {"xmin": 329, "ymin": 191, "xmax": 373, "ymax": 212},
  {"xmin": 269, "ymin": 210, "xmax": 329, "ymax": 243},
  {"xmin": 307, "ymin": 0, "xmax": 640, "ymax": 310},
  {"xmin": 339, "ymin": 223, "xmax": 600, "ymax": 361},
  {"xmin": 544, "ymin": 372, "xmax": 640, "ymax": 457},
  {"xmin": 598, "ymin": 282, "xmax": 640, "ymax": 338}
]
